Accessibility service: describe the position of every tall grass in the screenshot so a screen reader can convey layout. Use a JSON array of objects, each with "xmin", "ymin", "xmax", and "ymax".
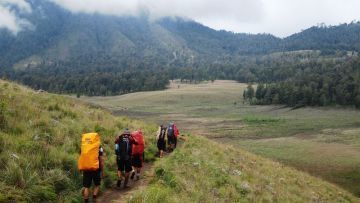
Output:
[
  {"xmin": 0, "ymin": 80, "xmax": 157, "ymax": 202},
  {"xmin": 0, "ymin": 100, "xmax": 7, "ymax": 130},
  {"xmin": 131, "ymin": 135, "xmax": 358, "ymax": 202}
]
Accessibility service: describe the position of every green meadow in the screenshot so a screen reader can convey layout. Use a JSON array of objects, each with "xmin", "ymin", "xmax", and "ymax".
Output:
[{"xmin": 82, "ymin": 80, "xmax": 360, "ymax": 197}]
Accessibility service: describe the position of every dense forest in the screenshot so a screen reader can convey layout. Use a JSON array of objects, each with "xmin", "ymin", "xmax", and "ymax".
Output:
[
  {"xmin": 243, "ymin": 56, "xmax": 360, "ymax": 108},
  {"xmin": 1, "ymin": 65, "xmax": 169, "ymax": 96},
  {"xmin": 2, "ymin": 51, "xmax": 354, "ymax": 96}
]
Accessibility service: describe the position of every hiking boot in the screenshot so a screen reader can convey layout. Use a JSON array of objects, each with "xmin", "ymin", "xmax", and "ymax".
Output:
[
  {"xmin": 130, "ymin": 171, "xmax": 136, "ymax": 180},
  {"xmin": 124, "ymin": 178, "xmax": 129, "ymax": 188},
  {"xmin": 116, "ymin": 179, "xmax": 122, "ymax": 188}
]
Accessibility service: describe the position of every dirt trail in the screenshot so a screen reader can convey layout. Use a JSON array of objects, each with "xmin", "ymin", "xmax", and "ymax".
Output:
[{"xmin": 97, "ymin": 162, "xmax": 155, "ymax": 203}]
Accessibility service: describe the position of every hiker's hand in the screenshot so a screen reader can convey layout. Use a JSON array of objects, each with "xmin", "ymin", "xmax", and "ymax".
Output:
[{"xmin": 101, "ymin": 172, "xmax": 105, "ymax": 179}]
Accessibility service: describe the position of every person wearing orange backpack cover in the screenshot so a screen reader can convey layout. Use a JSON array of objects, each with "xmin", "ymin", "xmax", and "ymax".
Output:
[
  {"xmin": 78, "ymin": 132, "xmax": 104, "ymax": 203},
  {"xmin": 130, "ymin": 130, "xmax": 145, "ymax": 181}
]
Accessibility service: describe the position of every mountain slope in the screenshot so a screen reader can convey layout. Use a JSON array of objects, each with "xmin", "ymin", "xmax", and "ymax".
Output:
[
  {"xmin": 284, "ymin": 22, "xmax": 360, "ymax": 53},
  {"xmin": 0, "ymin": 80, "xmax": 157, "ymax": 202},
  {"xmin": 132, "ymin": 135, "xmax": 358, "ymax": 202},
  {"xmin": 1, "ymin": 0, "xmax": 360, "ymax": 96},
  {"xmin": 2, "ymin": 0, "xmax": 359, "ymax": 71}
]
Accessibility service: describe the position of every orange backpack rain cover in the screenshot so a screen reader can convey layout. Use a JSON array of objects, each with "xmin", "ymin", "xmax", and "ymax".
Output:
[
  {"xmin": 131, "ymin": 130, "xmax": 145, "ymax": 155},
  {"xmin": 78, "ymin": 133, "xmax": 100, "ymax": 171}
]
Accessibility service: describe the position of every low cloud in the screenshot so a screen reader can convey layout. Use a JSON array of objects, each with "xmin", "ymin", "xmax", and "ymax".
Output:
[
  {"xmin": 2, "ymin": 0, "xmax": 359, "ymax": 37},
  {"xmin": 0, "ymin": 0, "xmax": 32, "ymax": 34},
  {"xmin": 49, "ymin": 0, "xmax": 360, "ymax": 37},
  {"xmin": 49, "ymin": 0, "xmax": 264, "ymax": 22}
]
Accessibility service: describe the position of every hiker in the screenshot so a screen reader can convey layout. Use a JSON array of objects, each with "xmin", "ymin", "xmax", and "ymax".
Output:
[
  {"xmin": 115, "ymin": 129, "xmax": 138, "ymax": 188},
  {"xmin": 167, "ymin": 122, "xmax": 178, "ymax": 152},
  {"xmin": 78, "ymin": 132, "xmax": 104, "ymax": 203},
  {"xmin": 156, "ymin": 124, "xmax": 167, "ymax": 158},
  {"xmin": 130, "ymin": 130, "xmax": 145, "ymax": 181}
]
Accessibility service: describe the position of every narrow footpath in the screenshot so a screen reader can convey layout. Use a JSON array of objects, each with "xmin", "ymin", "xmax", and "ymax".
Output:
[{"xmin": 98, "ymin": 162, "xmax": 155, "ymax": 203}]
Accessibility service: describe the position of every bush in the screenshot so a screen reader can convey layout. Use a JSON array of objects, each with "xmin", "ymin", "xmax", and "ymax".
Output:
[
  {"xmin": 26, "ymin": 184, "xmax": 57, "ymax": 202},
  {"xmin": 45, "ymin": 169, "xmax": 71, "ymax": 193},
  {"xmin": 3, "ymin": 161, "xmax": 28, "ymax": 188}
]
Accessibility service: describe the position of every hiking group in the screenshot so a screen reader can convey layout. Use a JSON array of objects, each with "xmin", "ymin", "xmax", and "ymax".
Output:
[
  {"xmin": 156, "ymin": 122, "xmax": 180, "ymax": 158},
  {"xmin": 77, "ymin": 122, "xmax": 179, "ymax": 203}
]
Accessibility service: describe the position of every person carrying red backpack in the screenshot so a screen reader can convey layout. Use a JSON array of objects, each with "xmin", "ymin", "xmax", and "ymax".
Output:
[{"xmin": 130, "ymin": 130, "xmax": 145, "ymax": 181}]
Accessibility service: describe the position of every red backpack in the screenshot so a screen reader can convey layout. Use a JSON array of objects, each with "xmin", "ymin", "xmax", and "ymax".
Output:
[
  {"xmin": 174, "ymin": 124, "xmax": 180, "ymax": 138},
  {"xmin": 132, "ymin": 130, "xmax": 145, "ymax": 155}
]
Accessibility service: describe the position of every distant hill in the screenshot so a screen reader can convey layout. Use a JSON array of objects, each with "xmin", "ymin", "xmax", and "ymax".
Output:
[
  {"xmin": 0, "ymin": 0, "xmax": 359, "ymax": 95},
  {"xmin": 0, "ymin": 0, "xmax": 281, "ymax": 70},
  {"xmin": 284, "ymin": 22, "xmax": 360, "ymax": 53}
]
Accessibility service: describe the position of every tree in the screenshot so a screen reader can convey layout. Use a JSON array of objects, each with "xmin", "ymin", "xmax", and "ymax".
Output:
[
  {"xmin": 246, "ymin": 84, "xmax": 255, "ymax": 100},
  {"xmin": 256, "ymin": 84, "xmax": 265, "ymax": 100}
]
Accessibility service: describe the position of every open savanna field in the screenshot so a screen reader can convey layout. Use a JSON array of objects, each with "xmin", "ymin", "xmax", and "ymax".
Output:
[{"xmin": 81, "ymin": 80, "xmax": 360, "ymax": 197}]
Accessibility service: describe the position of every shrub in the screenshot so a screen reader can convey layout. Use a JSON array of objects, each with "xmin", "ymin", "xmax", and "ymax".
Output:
[
  {"xmin": 25, "ymin": 184, "xmax": 57, "ymax": 202},
  {"xmin": 3, "ymin": 160, "xmax": 43, "ymax": 190},
  {"xmin": 45, "ymin": 169, "xmax": 71, "ymax": 193}
]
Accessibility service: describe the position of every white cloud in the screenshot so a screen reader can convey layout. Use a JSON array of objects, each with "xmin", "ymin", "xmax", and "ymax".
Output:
[
  {"xmin": 50, "ymin": 0, "xmax": 262, "ymax": 18},
  {"xmin": 251, "ymin": 0, "xmax": 360, "ymax": 37},
  {"xmin": 49, "ymin": 0, "xmax": 360, "ymax": 37},
  {"xmin": 0, "ymin": 0, "xmax": 32, "ymax": 34},
  {"xmin": 49, "ymin": 0, "xmax": 264, "ymax": 23},
  {"xmin": 2, "ymin": 0, "xmax": 31, "ymax": 12},
  {"xmin": 3, "ymin": 0, "xmax": 359, "ymax": 37}
]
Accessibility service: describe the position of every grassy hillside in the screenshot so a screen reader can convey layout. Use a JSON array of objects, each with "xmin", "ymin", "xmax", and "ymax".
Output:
[
  {"xmin": 0, "ymin": 80, "xmax": 157, "ymax": 202},
  {"xmin": 131, "ymin": 135, "xmax": 358, "ymax": 202},
  {"xmin": 82, "ymin": 80, "xmax": 360, "ymax": 196}
]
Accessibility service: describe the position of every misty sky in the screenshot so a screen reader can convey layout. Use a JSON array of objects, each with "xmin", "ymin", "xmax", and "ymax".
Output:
[{"xmin": 1, "ymin": 0, "xmax": 360, "ymax": 37}]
